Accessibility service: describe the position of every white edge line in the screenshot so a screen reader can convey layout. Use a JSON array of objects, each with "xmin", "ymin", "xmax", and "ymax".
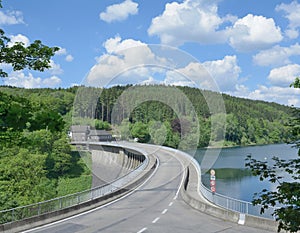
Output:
[
  {"xmin": 175, "ymin": 155, "xmax": 186, "ymax": 198},
  {"xmin": 23, "ymin": 156, "xmax": 160, "ymax": 233}
]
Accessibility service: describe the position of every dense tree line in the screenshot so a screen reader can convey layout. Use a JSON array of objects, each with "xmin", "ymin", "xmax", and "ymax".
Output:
[
  {"xmin": 71, "ymin": 85, "xmax": 294, "ymax": 148},
  {"xmin": 2, "ymin": 84, "xmax": 295, "ymax": 150}
]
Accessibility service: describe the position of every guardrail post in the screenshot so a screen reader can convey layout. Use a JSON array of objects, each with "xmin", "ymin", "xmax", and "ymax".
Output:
[
  {"xmin": 38, "ymin": 203, "xmax": 41, "ymax": 215},
  {"xmin": 246, "ymin": 203, "xmax": 248, "ymax": 214},
  {"xmin": 59, "ymin": 198, "xmax": 62, "ymax": 209}
]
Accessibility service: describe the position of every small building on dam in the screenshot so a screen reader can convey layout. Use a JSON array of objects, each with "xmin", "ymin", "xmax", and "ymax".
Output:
[{"xmin": 69, "ymin": 125, "xmax": 115, "ymax": 142}]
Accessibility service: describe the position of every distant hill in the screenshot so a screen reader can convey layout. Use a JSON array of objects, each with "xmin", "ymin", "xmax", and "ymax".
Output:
[{"xmin": 0, "ymin": 85, "xmax": 295, "ymax": 148}]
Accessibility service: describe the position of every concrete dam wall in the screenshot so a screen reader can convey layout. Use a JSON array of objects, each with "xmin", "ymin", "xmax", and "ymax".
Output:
[{"xmin": 89, "ymin": 144, "xmax": 145, "ymax": 187}]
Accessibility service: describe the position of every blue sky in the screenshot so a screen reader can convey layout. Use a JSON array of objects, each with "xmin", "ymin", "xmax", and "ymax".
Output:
[{"xmin": 0, "ymin": 0, "xmax": 300, "ymax": 106}]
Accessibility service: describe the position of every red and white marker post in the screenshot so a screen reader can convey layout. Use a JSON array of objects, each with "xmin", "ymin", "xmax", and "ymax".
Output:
[{"xmin": 210, "ymin": 169, "xmax": 216, "ymax": 194}]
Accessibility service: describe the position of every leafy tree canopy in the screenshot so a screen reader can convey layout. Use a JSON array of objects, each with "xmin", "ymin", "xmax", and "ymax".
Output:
[
  {"xmin": 246, "ymin": 79, "xmax": 300, "ymax": 233},
  {"xmin": 0, "ymin": 0, "xmax": 58, "ymax": 78},
  {"xmin": 290, "ymin": 77, "xmax": 300, "ymax": 89}
]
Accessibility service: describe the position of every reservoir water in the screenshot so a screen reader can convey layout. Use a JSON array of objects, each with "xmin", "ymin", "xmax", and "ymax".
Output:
[{"xmin": 194, "ymin": 144, "xmax": 298, "ymax": 202}]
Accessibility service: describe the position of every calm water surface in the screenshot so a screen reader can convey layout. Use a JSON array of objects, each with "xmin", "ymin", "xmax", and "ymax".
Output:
[{"xmin": 194, "ymin": 144, "xmax": 298, "ymax": 202}]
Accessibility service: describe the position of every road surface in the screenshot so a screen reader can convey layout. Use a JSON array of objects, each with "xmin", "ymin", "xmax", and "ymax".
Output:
[{"xmin": 24, "ymin": 143, "xmax": 273, "ymax": 233}]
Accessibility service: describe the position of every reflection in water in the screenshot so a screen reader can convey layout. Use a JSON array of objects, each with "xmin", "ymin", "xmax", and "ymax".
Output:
[
  {"xmin": 202, "ymin": 168, "xmax": 252, "ymax": 181},
  {"xmin": 194, "ymin": 144, "xmax": 298, "ymax": 202}
]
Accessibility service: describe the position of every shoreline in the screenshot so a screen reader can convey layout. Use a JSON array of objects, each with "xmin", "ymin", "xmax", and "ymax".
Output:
[{"xmin": 201, "ymin": 142, "xmax": 286, "ymax": 150}]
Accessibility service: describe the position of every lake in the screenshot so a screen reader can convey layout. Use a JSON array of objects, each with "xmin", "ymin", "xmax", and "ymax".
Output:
[{"xmin": 194, "ymin": 144, "xmax": 298, "ymax": 202}]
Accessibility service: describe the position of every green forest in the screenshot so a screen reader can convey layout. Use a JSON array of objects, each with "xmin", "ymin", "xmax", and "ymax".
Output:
[
  {"xmin": 0, "ymin": 84, "xmax": 297, "ymax": 211},
  {"xmin": 72, "ymin": 85, "xmax": 295, "ymax": 148},
  {"xmin": 0, "ymin": 86, "xmax": 91, "ymax": 211}
]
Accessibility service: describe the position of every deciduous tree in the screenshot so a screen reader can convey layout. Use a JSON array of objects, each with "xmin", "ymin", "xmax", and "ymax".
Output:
[{"xmin": 246, "ymin": 79, "xmax": 300, "ymax": 233}]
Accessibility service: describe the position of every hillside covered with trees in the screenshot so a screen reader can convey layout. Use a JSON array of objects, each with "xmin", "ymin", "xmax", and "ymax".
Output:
[{"xmin": 72, "ymin": 85, "xmax": 294, "ymax": 148}]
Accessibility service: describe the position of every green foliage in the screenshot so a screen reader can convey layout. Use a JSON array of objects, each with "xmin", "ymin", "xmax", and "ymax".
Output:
[
  {"xmin": 163, "ymin": 120, "xmax": 180, "ymax": 148},
  {"xmin": 130, "ymin": 121, "xmax": 150, "ymax": 143},
  {"xmin": 245, "ymin": 155, "xmax": 300, "ymax": 232},
  {"xmin": 72, "ymin": 117, "xmax": 111, "ymax": 131},
  {"xmin": 56, "ymin": 175, "xmax": 92, "ymax": 197},
  {"xmin": 290, "ymin": 77, "xmax": 300, "ymax": 89},
  {"xmin": 0, "ymin": 89, "xmax": 91, "ymax": 212},
  {"xmin": 205, "ymin": 168, "xmax": 252, "ymax": 180},
  {"xmin": 46, "ymin": 136, "xmax": 73, "ymax": 178},
  {"xmin": 245, "ymin": 78, "xmax": 300, "ymax": 233},
  {"xmin": 0, "ymin": 27, "xmax": 58, "ymax": 78},
  {"xmin": 0, "ymin": 92, "xmax": 31, "ymax": 131},
  {"xmin": 149, "ymin": 121, "xmax": 167, "ymax": 145},
  {"xmin": 0, "ymin": 148, "xmax": 56, "ymax": 209},
  {"xmin": 0, "ymin": 84, "xmax": 295, "ymax": 149},
  {"xmin": 118, "ymin": 119, "xmax": 131, "ymax": 140},
  {"xmin": 95, "ymin": 120, "xmax": 111, "ymax": 130}
]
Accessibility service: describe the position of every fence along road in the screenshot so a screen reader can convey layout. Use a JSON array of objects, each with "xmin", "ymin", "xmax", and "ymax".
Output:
[
  {"xmin": 23, "ymin": 142, "xmax": 274, "ymax": 233},
  {"xmin": 0, "ymin": 142, "xmax": 155, "ymax": 232}
]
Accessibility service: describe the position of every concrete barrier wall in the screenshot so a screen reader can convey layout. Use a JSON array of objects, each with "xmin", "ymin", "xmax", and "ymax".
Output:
[
  {"xmin": 89, "ymin": 144, "xmax": 144, "ymax": 187},
  {"xmin": 180, "ymin": 163, "xmax": 279, "ymax": 232}
]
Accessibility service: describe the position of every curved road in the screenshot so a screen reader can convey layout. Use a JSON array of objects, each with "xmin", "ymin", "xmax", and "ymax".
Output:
[{"xmin": 24, "ymin": 143, "xmax": 273, "ymax": 233}]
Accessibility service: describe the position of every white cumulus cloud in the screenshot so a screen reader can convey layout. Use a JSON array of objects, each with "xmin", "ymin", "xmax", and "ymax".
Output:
[
  {"xmin": 3, "ymin": 71, "xmax": 62, "ymax": 88},
  {"xmin": 48, "ymin": 60, "xmax": 63, "ymax": 75},
  {"xmin": 276, "ymin": 1, "xmax": 300, "ymax": 39},
  {"xmin": 86, "ymin": 36, "xmax": 163, "ymax": 86},
  {"xmin": 65, "ymin": 54, "xmax": 74, "ymax": 62},
  {"xmin": 55, "ymin": 47, "xmax": 74, "ymax": 62},
  {"xmin": 202, "ymin": 55, "xmax": 241, "ymax": 92},
  {"xmin": 165, "ymin": 55, "xmax": 241, "ymax": 92},
  {"xmin": 248, "ymin": 85, "xmax": 300, "ymax": 106},
  {"xmin": 56, "ymin": 47, "xmax": 67, "ymax": 55},
  {"xmin": 148, "ymin": 0, "xmax": 231, "ymax": 46},
  {"xmin": 42, "ymin": 76, "xmax": 62, "ymax": 87},
  {"xmin": 268, "ymin": 64, "xmax": 300, "ymax": 87},
  {"xmin": 0, "ymin": 10, "xmax": 24, "ymax": 25},
  {"xmin": 253, "ymin": 43, "xmax": 300, "ymax": 67},
  {"xmin": 103, "ymin": 36, "xmax": 145, "ymax": 54},
  {"xmin": 100, "ymin": 0, "xmax": 138, "ymax": 23},
  {"xmin": 148, "ymin": 0, "xmax": 282, "ymax": 52},
  {"xmin": 229, "ymin": 14, "xmax": 283, "ymax": 52},
  {"xmin": 8, "ymin": 34, "xmax": 30, "ymax": 47}
]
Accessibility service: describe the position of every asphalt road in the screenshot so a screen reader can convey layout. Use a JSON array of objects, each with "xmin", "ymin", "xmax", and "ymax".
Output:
[{"xmin": 24, "ymin": 143, "xmax": 273, "ymax": 233}]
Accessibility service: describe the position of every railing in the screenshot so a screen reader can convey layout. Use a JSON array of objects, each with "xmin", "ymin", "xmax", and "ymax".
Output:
[
  {"xmin": 199, "ymin": 183, "xmax": 276, "ymax": 219},
  {"xmin": 0, "ymin": 149, "xmax": 149, "ymax": 224},
  {"xmin": 189, "ymin": 154, "xmax": 276, "ymax": 220}
]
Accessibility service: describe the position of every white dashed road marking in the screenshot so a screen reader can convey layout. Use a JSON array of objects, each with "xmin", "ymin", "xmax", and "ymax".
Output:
[
  {"xmin": 152, "ymin": 217, "xmax": 160, "ymax": 223},
  {"xmin": 137, "ymin": 227, "xmax": 147, "ymax": 233},
  {"xmin": 162, "ymin": 209, "xmax": 168, "ymax": 214}
]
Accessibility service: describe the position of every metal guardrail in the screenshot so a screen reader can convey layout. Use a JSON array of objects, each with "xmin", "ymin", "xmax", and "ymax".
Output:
[
  {"xmin": 0, "ymin": 149, "xmax": 149, "ymax": 224},
  {"xmin": 188, "ymin": 154, "xmax": 276, "ymax": 220},
  {"xmin": 199, "ymin": 182, "xmax": 276, "ymax": 219}
]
